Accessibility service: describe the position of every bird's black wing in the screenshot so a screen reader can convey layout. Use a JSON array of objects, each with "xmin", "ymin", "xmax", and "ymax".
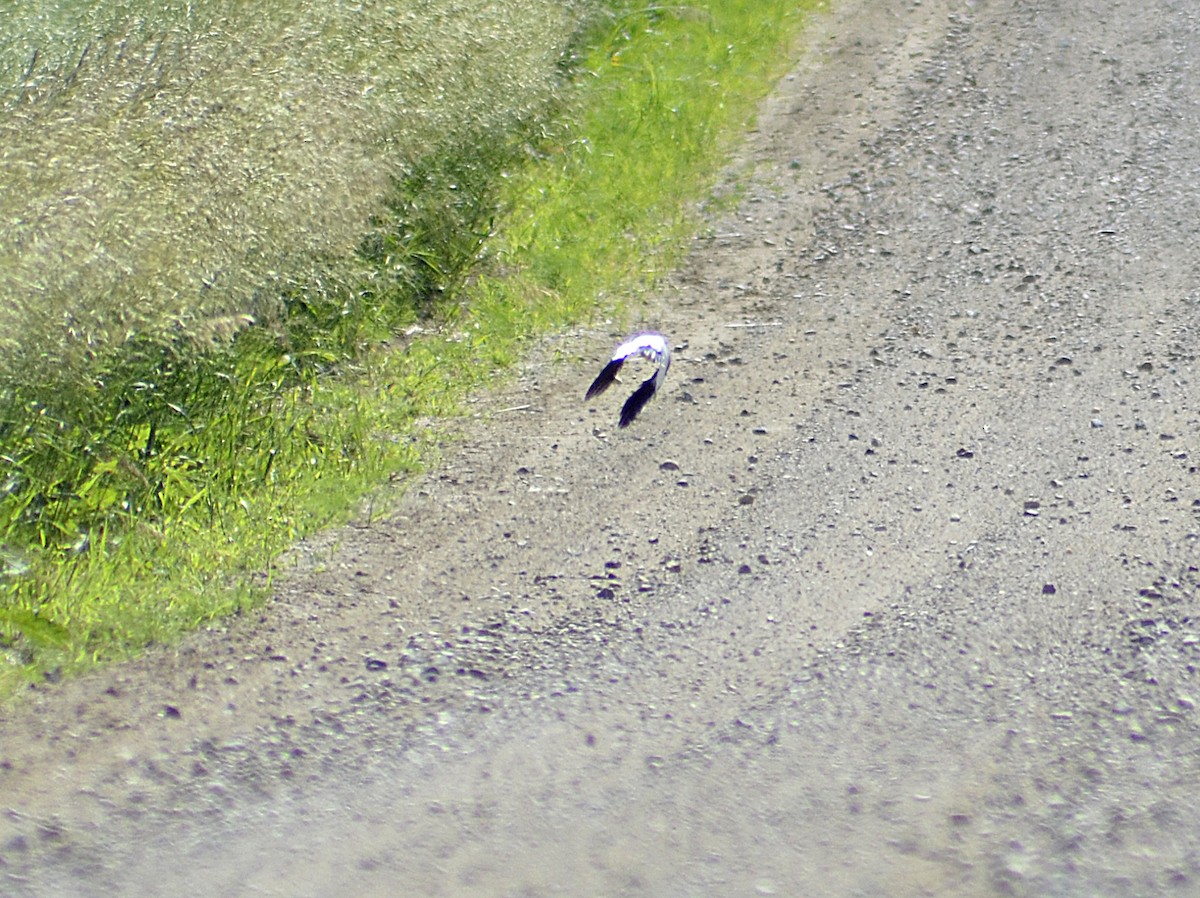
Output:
[
  {"xmin": 586, "ymin": 358, "xmax": 624, "ymax": 399},
  {"xmin": 618, "ymin": 375, "xmax": 658, "ymax": 428}
]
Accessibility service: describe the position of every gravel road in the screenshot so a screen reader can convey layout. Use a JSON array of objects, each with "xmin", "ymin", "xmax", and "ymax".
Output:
[{"xmin": 3, "ymin": 0, "xmax": 1199, "ymax": 895}]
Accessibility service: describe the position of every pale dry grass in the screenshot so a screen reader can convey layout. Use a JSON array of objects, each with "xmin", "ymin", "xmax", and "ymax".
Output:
[{"xmin": 0, "ymin": 0, "xmax": 589, "ymax": 381}]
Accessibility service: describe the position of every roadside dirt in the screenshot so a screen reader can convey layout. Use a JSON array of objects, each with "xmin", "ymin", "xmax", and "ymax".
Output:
[{"xmin": 3, "ymin": 0, "xmax": 1200, "ymax": 895}]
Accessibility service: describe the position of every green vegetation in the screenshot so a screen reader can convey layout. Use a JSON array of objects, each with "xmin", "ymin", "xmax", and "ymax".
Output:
[{"xmin": 0, "ymin": 0, "xmax": 821, "ymax": 692}]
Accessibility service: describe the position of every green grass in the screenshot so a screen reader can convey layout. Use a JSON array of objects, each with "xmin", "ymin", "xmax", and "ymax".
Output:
[{"xmin": 0, "ymin": 0, "xmax": 823, "ymax": 694}]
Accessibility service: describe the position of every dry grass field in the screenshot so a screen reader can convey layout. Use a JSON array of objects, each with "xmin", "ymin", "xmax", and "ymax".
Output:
[{"xmin": 0, "ymin": 0, "xmax": 589, "ymax": 379}]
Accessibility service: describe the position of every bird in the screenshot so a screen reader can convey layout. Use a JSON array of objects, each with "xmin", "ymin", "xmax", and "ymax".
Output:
[{"xmin": 585, "ymin": 331, "xmax": 671, "ymax": 428}]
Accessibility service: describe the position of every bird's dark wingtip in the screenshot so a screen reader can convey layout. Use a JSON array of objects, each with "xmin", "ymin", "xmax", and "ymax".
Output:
[
  {"xmin": 618, "ymin": 377, "xmax": 658, "ymax": 428},
  {"xmin": 585, "ymin": 359, "xmax": 623, "ymax": 399}
]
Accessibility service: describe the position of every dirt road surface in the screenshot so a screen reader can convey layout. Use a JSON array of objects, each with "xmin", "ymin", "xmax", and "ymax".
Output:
[{"xmin": 3, "ymin": 0, "xmax": 1200, "ymax": 894}]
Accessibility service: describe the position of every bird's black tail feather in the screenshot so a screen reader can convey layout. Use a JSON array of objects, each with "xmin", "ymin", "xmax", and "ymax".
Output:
[
  {"xmin": 585, "ymin": 359, "xmax": 623, "ymax": 399},
  {"xmin": 619, "ymin": 376, "xmax": 658, "ymax": 428}
]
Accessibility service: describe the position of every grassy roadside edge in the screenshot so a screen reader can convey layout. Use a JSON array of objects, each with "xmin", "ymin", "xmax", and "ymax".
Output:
[{"xmin": 0, "ymin": 0, "xmax": 826, "ymax": 695}]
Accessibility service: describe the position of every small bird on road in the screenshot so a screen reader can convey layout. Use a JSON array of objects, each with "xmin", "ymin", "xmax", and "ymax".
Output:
[{"xmin": 585, "ymin": 331, "xmax": 671, "ymax": 428}]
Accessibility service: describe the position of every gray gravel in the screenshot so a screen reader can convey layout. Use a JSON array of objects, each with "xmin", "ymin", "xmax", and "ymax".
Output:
[{"xmin": 2, "ymin": 0, "xmax": 1199, "ymax": 895}]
